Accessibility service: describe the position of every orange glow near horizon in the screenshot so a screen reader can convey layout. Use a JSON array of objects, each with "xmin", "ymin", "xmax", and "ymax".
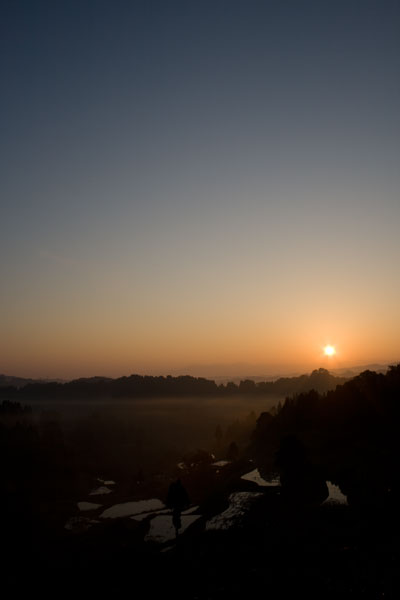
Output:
[
  {"xmin": 2, "ymin": 316, "xmax": 399, "ymax": 380},
  {"xmin": 2, "ymin": 254, "xmax": 400, "ymax": 380}
]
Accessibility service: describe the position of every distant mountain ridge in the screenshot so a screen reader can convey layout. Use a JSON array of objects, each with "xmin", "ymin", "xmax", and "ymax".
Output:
[
  {"xmin": 0, "ymin": 374, "xmax": 62, "ymax": 388},
  {"xmin": 330, "ymin": 363, "xmax": 391, "ymax": 377},
  {"xmin": 212, "ymin": 363, "xmax": 392, "ymax": 384},
  {"xmin": 0, "ymin": 368, "xmax": 349, "ymax": 401}
]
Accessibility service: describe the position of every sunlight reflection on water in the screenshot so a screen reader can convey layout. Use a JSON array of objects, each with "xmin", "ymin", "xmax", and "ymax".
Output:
[
  {"xmin": 206, "ymin": 491, "xmax": 263, "ymax": 531},
  {"xmin": 322, "ymin": 482, "xmax": 348, "ymax": 505},
  {"xmin": 241, "ymin": 468, "xmax": 280, "ymax": 487},
  {"xmin": 65, "ymin": 516, "xmax": 100, "ymax": 532},
  {"xmin": 145, "ymin": 515, "xmax": 201, "ymax": 543},
  {"xmin": 89, "ymin": 486, "xmax": 113, "ymax": 496}
]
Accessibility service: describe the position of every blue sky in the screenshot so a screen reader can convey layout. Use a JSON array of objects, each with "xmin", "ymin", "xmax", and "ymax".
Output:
[{"xmin": 1, "ymin": 0, "xmax": 399, "ymax": 377}]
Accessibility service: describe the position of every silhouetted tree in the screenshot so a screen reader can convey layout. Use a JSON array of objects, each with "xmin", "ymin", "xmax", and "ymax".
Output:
[{"xmin": 275, "ymin": 435, "xmax": 328, "ymax": 505}]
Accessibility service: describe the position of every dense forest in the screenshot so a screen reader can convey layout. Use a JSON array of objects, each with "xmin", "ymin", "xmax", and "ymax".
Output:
[{"xmin": 252, "ymin": 365, "xmax": 400, "ymax": 506}]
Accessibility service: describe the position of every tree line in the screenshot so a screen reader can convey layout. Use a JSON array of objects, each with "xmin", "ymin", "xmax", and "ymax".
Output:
[
  {"xmin": 0, "ymin": 368, "xmax": 346, "ymax": 401},
  {"xmin": 252, "ymin": 364, "xmax": 400, "ymax": 507}
]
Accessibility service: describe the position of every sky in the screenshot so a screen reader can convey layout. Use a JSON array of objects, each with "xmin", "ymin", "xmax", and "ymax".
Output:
[{"xmin": 1, "ymin": 0, "xmax": 400, "ymax": 379}]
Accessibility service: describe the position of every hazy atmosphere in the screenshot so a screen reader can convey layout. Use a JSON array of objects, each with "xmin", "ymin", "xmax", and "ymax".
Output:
[
  {"xmin": 2, "ymin": 0, "xmax": 400, "ymax": 379},
  {"xmin": 2, "ymin": 3, "xmax": 400, "ymax": 598}
]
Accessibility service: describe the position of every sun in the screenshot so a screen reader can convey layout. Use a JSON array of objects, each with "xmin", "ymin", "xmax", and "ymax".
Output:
[{"xmin": 323, "ymin": 345, "xmax": 336, "ymax": 357}]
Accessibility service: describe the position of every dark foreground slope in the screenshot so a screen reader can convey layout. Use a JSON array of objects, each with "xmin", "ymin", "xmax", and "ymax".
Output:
[
  {"xmin": 6, "ymin": 461, "xmax": 400, "ymax": 600},
  {"xmin": 2, "ymin": 366, "xmax": 400, "ymax": 598}
]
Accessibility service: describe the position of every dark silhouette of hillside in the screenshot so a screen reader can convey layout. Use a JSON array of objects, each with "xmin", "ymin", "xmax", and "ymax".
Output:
[
  {"xmin": 0, "ymin": 374, "xmax": 57, "ymax": 388},
  {"xmin": 256, "ymin": 367, "xmax": 347, "ymax": 395},
  {"xmin": 0, "ymin": 368, "xmax": 347, "ymax": 402},
  {"xmin": 2, "ymin": 367, "xmax": 400, "ymax": 598},
  {"xmin": 252, "ymin": 364, "xmax": 400, "ymax": 507}
]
